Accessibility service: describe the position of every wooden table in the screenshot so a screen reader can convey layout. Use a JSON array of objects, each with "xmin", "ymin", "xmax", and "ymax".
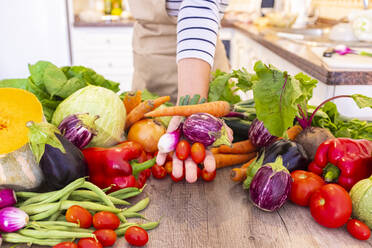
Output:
[{"xmin": 3, "ymin": 167, "xmax": 372, "ymax": 248}]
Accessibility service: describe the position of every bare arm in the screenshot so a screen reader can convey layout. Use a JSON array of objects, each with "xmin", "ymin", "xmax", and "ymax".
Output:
[{"xmin": 177, "ymin": 58, "xmax": 211, "ymax": 103}]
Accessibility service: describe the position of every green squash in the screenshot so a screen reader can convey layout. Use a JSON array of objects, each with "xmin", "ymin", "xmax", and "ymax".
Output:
[{"xmin": 350, "ymin": 175, "xmax": 372, "ymax": 229}]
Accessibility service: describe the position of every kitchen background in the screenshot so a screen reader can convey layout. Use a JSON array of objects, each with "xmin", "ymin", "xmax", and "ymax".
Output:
[{"xmin": 0, "ymin": 0, "xmax": 371, "ymax": 120}]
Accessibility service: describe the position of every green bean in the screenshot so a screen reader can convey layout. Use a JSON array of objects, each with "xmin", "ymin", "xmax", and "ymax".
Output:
[
  {"xmin": 57, "ymin": 215, "xmax": 66, "ymax": 221},
  {"xmin": 189, "ymin": 94, "xmax": 200, "ymax": 105},
  {"xmin": 30, "ymin": 221, "xmax": 79, "ymax": 228},
  {"xmin": 108, "ymin": 187, "xmax": 139, "ymax": 198},
  {"xmin": 19, "ymin": 229, "xmax": 95, "ymax": 239},
  {"xmin": 119, "ymin": 222, "xmax": 137, "ymax": 229},
  {"xmin": 199, "ymin": 97, "xmax": 207, "ymax": 104},
  {"xmin": 16, "ymin": 191, "xmax": 39, "ymax": 198},
  {"xmin": 139, "ymin": 221, "xmax": 159, "ymax": 230},
  {"xmin": 115, "ymin": 224, "xmax": 136, "ymax": 236},
  {"xmin": 126, "ymin": 197, "xmax": 150, "ymax": 212},
  {"xmin": 80, "ymin": 181, "xmax": 115, "ymax": 208},
  {"xmin": 20, "ymin": 203, "xmax": 56, "ymax": 215},
  {"xmin": 123, "ymin": 212, "xmax": 146, "ymax": 219},
  {"xmin": 61, "ymin": 201, "xmax": 121, "ymax": 213},
  {"xmin": 30, "ymin": 203, "xmax": 60, "ymax": 221},
  {"xmin": 3, "ymin": 233, "xmax": 69, "ymax": 246},
  {"xmin": 19, "ymin": 192, "xmax": 54, "ymax": 206},
  {"xmin": 38, "ymin": 226, "xmax": 94, "ymax": 233},
  {"xmin": 102, "ymin": 186, "xmax": 112, "ymax": 192},
  {"xmin": 119, "ymin": 191, "xmax": 142, "ymax": 200},
  {"xmin": 71, "ymin": 190, "xmax": 131, "ymax": 205}
]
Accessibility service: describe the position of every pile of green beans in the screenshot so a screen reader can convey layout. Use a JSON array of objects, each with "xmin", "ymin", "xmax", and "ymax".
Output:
[{"xmin": 3, "ymin": 178, "xmax": 160, "ymax": 247}]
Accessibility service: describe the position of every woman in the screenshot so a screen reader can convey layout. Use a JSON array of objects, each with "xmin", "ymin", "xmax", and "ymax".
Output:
[
  {"xmin": 127, "ymin": 0, "xmax": 231, "ymax": 183},
  {"xmin": 127, "ymin": 0, "xmax": 230, "ymax": 102}
]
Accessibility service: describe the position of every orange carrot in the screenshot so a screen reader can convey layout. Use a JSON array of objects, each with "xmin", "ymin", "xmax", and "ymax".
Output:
[
  {"xmin": 230, "ymin": 157, "xmax": 256, "ymax": 182},
  {"xmin": 218, "ymin": 139, "xmax": 257, "ymax": 154},
  {"xmin": 144, "ymin": 101, "xmax": 230, "ymax": 118},
  {"xmin": 123, "ymin": 91, "xmax": 142, "ymax": 114},
  {"xmin": 287, "ymin": 125, "xmax": 303, "ymax": 141},
  {"xmin": 153, "ymin": 96, "xmax": 171, "ymax": 109},
  {"xmin": 125, "ymin": 100, "xmax": 154, "ymax": 130},
  {"xmin": 215, "ymin": 152, "xmax": 256, "ymax": 169}
]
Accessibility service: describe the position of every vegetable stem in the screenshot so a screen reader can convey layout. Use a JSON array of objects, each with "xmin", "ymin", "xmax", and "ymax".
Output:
[
  {"xmin": 131, "ymin": 157, "xmax": 156, "ymax": 179},
  {"xmin": 322, "ymin": 163, "xmax": 341, "ymax": 183}
]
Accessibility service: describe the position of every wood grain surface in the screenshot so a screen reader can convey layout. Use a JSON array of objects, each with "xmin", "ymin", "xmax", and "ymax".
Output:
[{"xmin": 3, "ymin": 167, "xmax": 372, "ymax": 248}]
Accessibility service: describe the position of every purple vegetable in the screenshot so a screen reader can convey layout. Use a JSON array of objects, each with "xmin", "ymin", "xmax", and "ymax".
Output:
[
  {"xmin": 157, "ymin": 124, "xmax": 182, "ymax": 153},
  {"xmin": 183, "ymin": 113, "xmax": 232, "ymax": 147},
  {"xmin": 0, "ymin": 207, "xmax": 29, "ymax": 232},
  {"xmin": 249, "ymin": 156, "xmax": 291, "ymax": 212},
  {"xmin": 248, "ymin": 119, "xmax": 277, "ymax": 147},
  {"xmin": 0, "ymin": 189, "xmax": 17, "ymax": 208},
  {"xmin": 58, "ymin": 113, "xmax": 99, "ymax": 149}
]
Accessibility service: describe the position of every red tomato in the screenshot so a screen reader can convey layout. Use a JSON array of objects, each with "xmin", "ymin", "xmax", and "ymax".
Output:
[
  {"xmin": 151, "ymin": 164, "xmax": 167, "ymax": 179},
  {"xmin": 137, "ymin": 151, "xmax": 147, "ymax": 163},
  {"xmin": 347, "ymin": 219, "xmax": 371, "ymax": 240},
  {"xmin": 94, "ymin": 229, "xmax": 117, "ymax": 247},
  {"xmin": 290, "ymin": 170, "xmax": 325, "ymax": 206},
  {"xmin": 53, "ymin": 242, "xmax": 78, "ymax": 248},
  {"xmin": 190, "ymin": 142, "xmax": 206, "ymax": 164},
  {"xmin": 309, "ymin": 184, "xmax": 352, "ymax": 228},
  {"xmin": 164, "ymin": 161, "xmax": 173, "ymax": 175},
  {"xmin": 176, "ymin": 140, "xmax": 191, "ymax": 160},
  {"xmin": 125, "ymin": 226, "xmax": 149, "ymax": 247},
  {"xmin": 65, "ymin": 205, "xmax": 92, "ymax": 228},
  {"xmin": 93, "ymin": 211, "xmax": 120, "ymax": 230},
  {"xmin": 78, "ymin": 238, "xmax": 102, "ymax": 248},
  {"xmin": 201, "ymin": 168, "xmax": 216, "ymax": 182}
]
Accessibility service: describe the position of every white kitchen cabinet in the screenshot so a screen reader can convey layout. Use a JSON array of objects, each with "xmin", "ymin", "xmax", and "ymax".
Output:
[
  {"xmin": 70, "ymin": 27, "xmax": 134, "ymax": 92},
  {"xmin": 230, "ymin": 30, "xmax": 334, "ymax": 106}
]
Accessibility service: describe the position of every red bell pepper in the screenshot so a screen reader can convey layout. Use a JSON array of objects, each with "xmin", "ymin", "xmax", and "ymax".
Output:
[
  {"xmin": 308, "ymin": 138, "xmax": 372, "ymax": 191},
  {"xmin": 82, "ymin": 141, "xmax": 156, "ymax": 191}
]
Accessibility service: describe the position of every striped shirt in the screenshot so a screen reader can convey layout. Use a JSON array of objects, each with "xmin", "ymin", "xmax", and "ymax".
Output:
[{"xmin": 166, "ymin": 0, "xmax": 229, "ymax": 67}]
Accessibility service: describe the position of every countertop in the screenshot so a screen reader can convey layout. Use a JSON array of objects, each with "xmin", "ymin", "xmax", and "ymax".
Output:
[{"xmin": 3, "ymin": 167, "xmax": 371, "ymax": 248}]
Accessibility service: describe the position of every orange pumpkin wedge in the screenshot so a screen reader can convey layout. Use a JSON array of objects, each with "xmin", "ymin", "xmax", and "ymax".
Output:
[{"xmin": 0, "ymin": 88, "xmax": 43, "ymax": 155}]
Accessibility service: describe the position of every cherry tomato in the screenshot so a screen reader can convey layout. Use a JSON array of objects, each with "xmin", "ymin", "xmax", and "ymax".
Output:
[
  {"xmin": 151, "ymin": 164, "xmax": 167, "ymax": 179},
  {"xmin": 125, "ymin": 226, "xmax": 149, "ymax": 247},
  {"xmin": 190, "ymin": 142, "xmax": 206, "ymax": 164},
  {"xmin": 94, "ymin": 229, "xmax": 117, "ymax": 247},
  {"xmin": 137, "ymin": 151, "xmax": 147, "ymax": 163},
  {"xmin": 78, "ymin": 238, "xmax": 102, "ymax": 248},
  {"xmin": 201, "ymin": 168, "xmax": 216, "ymax": 182},
  {"xmin": 347, "ymin": 219, "xmax": 371, "ymax": 240},
  {"xmin": 65, "ymin": 205, "xmax": 92, "ymax": 228},
  {"xmin": 53, "ymin": 242, "xmax": 78, "ymax": 248},
  {"xmin": 143, "ymin": 168, "xmax": 151, "ymax": 179},
  {"xmin": 164, "ymin": 161, "xmax": 173, "ymax": 175},
  {"xmin": 309, "ymin": 184, "xmax": 352, "ymax": 228},
  {"xmin": 176, "ymin": 140, "xmax": 191, "ymax": 161},
  {"xmin": 93, "ymin": 211, "xmax": 120, "ymax": 230},
  {"xmin": 290, "ymin": 170, "xmax": 325, "ymax": 207},
  {"xmin": 171, "ymin": 173, "xmax": 184, "ymax": 182}
]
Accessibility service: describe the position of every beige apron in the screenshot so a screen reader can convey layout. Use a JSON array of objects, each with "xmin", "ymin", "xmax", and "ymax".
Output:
[{"xmin": 128, "ymin": 0, "xmax": 230, "ymax": 102}]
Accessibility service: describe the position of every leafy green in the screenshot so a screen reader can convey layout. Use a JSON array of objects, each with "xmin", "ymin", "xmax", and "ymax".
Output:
[
  {"xmin": 208, "ymin": 69, "xmax": 253, "ymax": 104},
  {"xmin": 0, "ymin": 61, "xmax": 120, "ymax": 122},
  {"xmin": 252, "ymin": 61, "xmax": 318, "ymax": 137},
  {"xmin": 351, "ymin": 94, "xmax": 372, "ymax": 109}
]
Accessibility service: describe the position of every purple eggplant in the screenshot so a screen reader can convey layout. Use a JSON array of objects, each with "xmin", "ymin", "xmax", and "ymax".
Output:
[
  {"xmin": 249, "ymin": 156, "xmax": 291, "ymax": 211},
  {"xmin": 248, "ymin": 119, "xmax": 277, "ymax": 147},
  {"xmin": 183, "ymin": 113, "xmax": 232, "ymax": 147},
  {"xmin": 58, "ymin": 113, "xmax": 99, "ymax": 149}
]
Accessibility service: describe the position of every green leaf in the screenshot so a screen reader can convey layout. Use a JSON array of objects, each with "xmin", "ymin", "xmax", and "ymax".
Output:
[
  {"xmin": 294, "ymin": 72, "xmax": 318, "ymax": 108},
  {"xmin": 141, "ymin": 89, "xmax": 160, "ymax": 100},
  {"xmin": 27, "ymin": 122, "xmax": 65, "ymax": 163},
  {"xmin": 54, "ymin": 77, "xmax": 87, "ymax": 98},
  {"xmin": 351, "ymin": 94, "xmax": 372, "ymax": 109},
  {"xmin": 233, "ymin": 68, "xmax": 254, "ymax": 91},
  {"xmin": 42, "ymin": 64, "xmax": 68, "ymax": 97},
  {"xmin": 252, "ymin": 61, "xmax": 304, "ymax": 137},
  {"xmin": 28, "ymin": 61, "xmax": 51, "ymax": 89},
  {"xmin": 208, "ymin": 70, "xmax": 232, "ymax": 102},
  {"xmin": 243, "ymin": 152, "xmax": 264, "ymax": 190}
]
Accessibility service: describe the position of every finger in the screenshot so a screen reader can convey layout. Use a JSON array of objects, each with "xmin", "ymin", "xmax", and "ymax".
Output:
[
  {"xmin": 156, "ymin": 152, "xmax": 167, "ymax": 166},
  {"xmin": 167, "ymin": 116, "xmax": 183, "ymax": 132},
  {"xmin": 185, "ymin": 157, "xmax": 197, "ymax": 183},
  {"xmin": 224, "ymin": 123, "xmax": 234, "ymax": 143},
  {"xmin": 172, "ymin": 152, "xmax": 184, "ymax": 178},
  {"xmin": 203, "ymin": 150, "xmax": 216, "ymax": 172}
]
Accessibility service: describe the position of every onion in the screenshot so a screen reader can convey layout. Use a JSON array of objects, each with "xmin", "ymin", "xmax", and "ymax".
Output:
[
  {"xmin": 0, "ymin": 189, "xmax": 17, "ymax": 208},
  {"xmin": 0, "ymin": 207, "xmax": 29, "ymax": 232},
  {"xmin": 58, "ymin": 113, "xmax": 99, "ymax": 149},
  {"xmin": 248, "ymin": 119, "xmax": 277, "ymax": 147},
  {"xmin": 157, "ymin": 125, "xmax": 182, "ymax": 153}
]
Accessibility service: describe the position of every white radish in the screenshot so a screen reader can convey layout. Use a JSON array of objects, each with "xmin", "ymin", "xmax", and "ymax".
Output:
[
  {"xmin": 185, "ymin": 157, "xmax": 197, "ymax": 183},
  {"xmin": 172, "ymin": 153, "xmax": 184, "ymax": 179},
  {"xmin": 156, "ymin": 152, "xmax": 167, "ymax": 166},
  {"xmin": 203, "ymin": 150, "xmax": 216, "ymax": 172}
]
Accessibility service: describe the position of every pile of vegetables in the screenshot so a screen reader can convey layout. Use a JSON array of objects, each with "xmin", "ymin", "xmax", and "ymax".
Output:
[{"xmin": 1, "ymin": 178, "xmax": 160, "ymax": 247}]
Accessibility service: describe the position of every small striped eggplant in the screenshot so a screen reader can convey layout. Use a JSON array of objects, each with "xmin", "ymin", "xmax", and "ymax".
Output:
[
  {"xmin": 58, "ymin": 113, "xmax": 99, "ymax": 149},
  {"xmin": 249, "ymin": 156, "xmax": 291, "ymax": 212},
  {"xmin": 248, "ymin": 119, "xmax": 277, "ymax": 147}
]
